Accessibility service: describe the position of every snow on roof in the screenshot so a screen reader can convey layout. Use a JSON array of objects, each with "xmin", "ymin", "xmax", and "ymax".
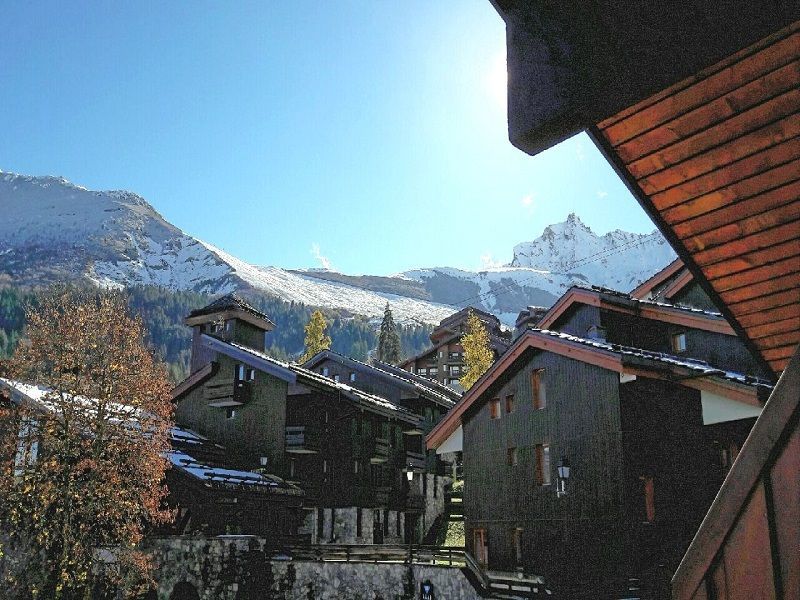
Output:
[
  {"xmin": 304, "ymin": 349, "xmax": 459, "ymax": 406},
  {"xmin": 167, "ymin": 450, "xmax": 302, "ymax": 495},
  {"xmin": 291, "ymin": 363, "xmax": 421, "ymax": 422},
  {"xmin": 532, "ymin": 329, "xmax": 772, "ymax": 390},
  {"xmin": 217, "ymin": 341, "xmax": 420, "ymax": 422},
  {"xmin": 188, "ymin": 293, "xmax": 275, "ymax": 326},
  {"xmin": 584, "ymin": 284, "xmax": 724, "ymax": 318}
]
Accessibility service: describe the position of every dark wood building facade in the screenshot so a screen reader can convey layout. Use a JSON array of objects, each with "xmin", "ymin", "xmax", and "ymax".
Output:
[
  {"xmin": 400, "ymin": 306, "xmax": 511, "ymax": 388},
  {"xmin": 428, "ymin": 287, "xmax": 771, "ymax": 596},
  {"xmin": 174, "ymin": 295, "xmax": 453, "ymax": 545}
]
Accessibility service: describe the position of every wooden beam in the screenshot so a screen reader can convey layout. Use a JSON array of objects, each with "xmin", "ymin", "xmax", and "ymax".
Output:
[
  {"xmin": 616, "ymin": 60, "xmax": 800, "ymax": 163},
  {"xmin": 633, "ymin": 92, "xmax": 800, "ymax": 184},
  {"xmin": 703, "ymin": 239, "xmax": 800, "ymax": 281},
  {"xmin": 661, "ymin": 160, "xmax": 800, "ymax": 223},
  {"xmin": 693, "ymin": 220, "xmax": 800, "ymax": 267},
  {"xmin": 718, "ymin": 271, "xmax": 800, "ymax": 303},
  {"xmin": 650, "ymin": 137, "xmax": 800, "ymax": 210}
]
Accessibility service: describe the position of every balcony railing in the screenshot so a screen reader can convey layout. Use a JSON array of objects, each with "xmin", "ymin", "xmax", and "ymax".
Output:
[
  {"xmin": 204, "ymin": 379, "xmax": 251, "ymax": 407},
  {"xmin": 370, "ymin": 438, "xmax": 389, "ymax": 464},
  {"xmin": 285, "ymin": 426, "xmax": 320, "ymax": 454}
]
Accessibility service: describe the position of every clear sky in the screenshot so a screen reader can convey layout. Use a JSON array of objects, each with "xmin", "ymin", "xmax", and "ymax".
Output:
[{"xmin": 0, "ymin": 1, "xmax": 658, "ymax": 275}]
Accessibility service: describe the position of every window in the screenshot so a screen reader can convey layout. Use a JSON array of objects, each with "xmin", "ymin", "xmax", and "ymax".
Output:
[
  {"xmin": 396, "ymin": 512, "xmax": 402, "ymax": 536},
  {"xmin": 429, "ymin": 367, "xmax": 438, "ymax": 375},
  {"xmin": 317, "ymin": 507, "xmax": 324, "ymax": 539},
  {"xmin": 288, "ymin": 459, "xmax": 296, "ymax": 479},
  {"xmin": 236, "ymin": 363, "xmax": 245, "ymax": 381},
  {"xmin": 246, "ymin": 368, "xmax": 256, "ymax": 381},
  {"xmin": 641, "ymin": 475, "xmax": 656, "ymax": 522},
  {"xmin": 383, "ymin": 510, "xmax": 389, "ymax": 535},
  {"xmin": 349, "ymin": 372, "xmax": 356, "ymax": 382},
  {"xmin": 419, "ymin": 368, "xmax": 427, "ymax": 375},
  {"xmin": 512, "ymin": 528, "xmax": 523, "ymax": 565},
  {"xmin": 505, "ymin": 394, "xmax": 515, "ymax": 414},
  {"xmin": 334, "ymin": 374, "xmax": 340, "ymax": 383},
  {"xmin": 532, "ymin": 369, "xmax": 546, "ymax": 410},
  {"xmin": 354, "ymin": 460, "xmax": 360, "ymax": 474},
  {"xmin": 322, "ymin": 367, "xmax": 330, "ymax": 377},
  {"xmin": 535, "ymin": 444, "xmax": 551, "ymax": 485},
  {"xmin": 489, "ymin": 398, "xmax": 501, "ymax": 419},
  {"xmin": 356, "ymin": 507, "xmax": 362, "ymax": 537},
  {"xmin": 671, "ymin": 332, "xmax": 687, "ymax": 353},
  {"xmin": 322, "ymin": 459, "xmax": 328, "ymax": 473},
  {"xmin": 225, "ymin": 319, "xmax": 233, "ymax": 332},
  {"xmin": 507, "ymin": 447, "xmax": 518, "ymax": 466},
  {"xmin": 473, "ymin": 529, "xmax": 488, "ymax": 566},
  {"xmin": 225, "ymin": 407, "xmax": 237, "ymax": 420}
]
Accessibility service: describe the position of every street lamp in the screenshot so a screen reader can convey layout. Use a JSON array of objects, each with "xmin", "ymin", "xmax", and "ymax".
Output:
[
  {"xmin": 404, "ymin": 464, "xmax": 415, "ymax": 482},
  {"xmin": 556, "ymin": 458, "xmax": 570, "ymax": 498}
]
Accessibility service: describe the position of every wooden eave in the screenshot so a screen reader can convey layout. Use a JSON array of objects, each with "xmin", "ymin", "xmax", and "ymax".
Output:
[
  {"xmin": 589, "ymin": 22, "xmax": 800, "ymax": 376},
  {"xmin": 537, "ymin": 287, "xmax": 735, "ymax": 336},
  {"xmin": 200, "ymin": 334, "xmax": 297, "ymax": 384},
  {"xmin": 426, "ymin": 330, "xmax": 760, "ymax": 449},
  {"xmin": 630, "ymin": 258, "xmax": 686, "ymax": 299},
  {"xmin": 660, "ymin": 268, "xmax": 696, "ymax": 301},
  {"xmin": 185, "ymin": 308, "xmax": 275, "ymax": 332},
  {"xmin": 171, "ymin": 362, "xmax": 218, "ymax": 402}
]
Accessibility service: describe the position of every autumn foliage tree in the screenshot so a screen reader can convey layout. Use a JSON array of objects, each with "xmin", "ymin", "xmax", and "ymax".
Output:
[
  {"xmin": 0, "ymin": 288, "xmax": 174, "ymax": 599},
  {"xmin": 459, "ymin": 310, "xmax": 494, "ymax": 390},
  {"xmin": 300, "ymin": 309, "xmax": 331, "ymax": 363}
]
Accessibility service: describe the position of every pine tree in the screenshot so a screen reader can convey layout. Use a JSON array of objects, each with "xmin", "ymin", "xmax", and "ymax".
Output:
[
  {"xmin": 377, "ymin": 303, "xmax": 401, "ymax": 365},
  {"xmin": 460, "ymin": 309, "xmax": 494, "ymax": 390},
  {"xmin": 300, "ymin": 309, "xmax": 331, "ymax": 363}
]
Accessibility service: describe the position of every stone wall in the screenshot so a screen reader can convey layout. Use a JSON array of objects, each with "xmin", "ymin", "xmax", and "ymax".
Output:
[
  {"xmin": 149, "ymin": 536, "xmax": 480, "ymax": 600},
  {"xmin": 306, "ymin": 507, "xmax": 405, "ymax": 545}
]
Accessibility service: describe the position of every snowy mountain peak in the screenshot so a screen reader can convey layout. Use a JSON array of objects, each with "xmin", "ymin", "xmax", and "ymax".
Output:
[{"xmin": 0, "ymin": 171, "xmax": 676, "ymax": 327}]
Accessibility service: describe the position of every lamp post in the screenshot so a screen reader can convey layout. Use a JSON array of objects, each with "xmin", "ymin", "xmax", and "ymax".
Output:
[{"xmin": 556, "ymin": 458, "xmax": 570, "ymax": 498}]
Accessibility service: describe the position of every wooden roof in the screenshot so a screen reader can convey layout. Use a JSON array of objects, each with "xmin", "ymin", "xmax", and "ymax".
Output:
[{"xmin": 590, "ymin": 22, "xmax": 800, "ymax": 376}]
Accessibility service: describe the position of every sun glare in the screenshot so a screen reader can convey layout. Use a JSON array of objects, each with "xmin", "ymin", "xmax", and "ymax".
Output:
[{"xmin": 486, "ymin": 52, "xmax": 508, "ymax": 109}]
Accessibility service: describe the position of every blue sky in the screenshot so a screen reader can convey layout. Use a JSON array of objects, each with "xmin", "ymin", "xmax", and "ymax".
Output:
[{"xmin": 0, "ymin": 1, "xmax": 657, "ymax": 275}]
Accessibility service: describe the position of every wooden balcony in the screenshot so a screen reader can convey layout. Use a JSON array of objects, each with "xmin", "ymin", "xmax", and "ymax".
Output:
[
  {"xmin": 204, "ymin": 379, "xmax": 251, "ymax": 407},
  {"xmin": 370, "ymin": 438, "xmax": 390, "ymax": 464},
  {"xmin": 285, "ymin": 426, "xmax": 320, "ymax": 454},
  {"xmin": 405, "ymin": 492, "xmax": 425, "ymax": 512},
  {"xmin": 374, "ymin": 485, "xmax": 391, "ymax": 506}
]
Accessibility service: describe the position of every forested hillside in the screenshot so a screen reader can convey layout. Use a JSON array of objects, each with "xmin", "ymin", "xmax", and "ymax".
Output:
[{"xmin": 0, "ymin": 286, "xmax": 433, "ymax": 382}]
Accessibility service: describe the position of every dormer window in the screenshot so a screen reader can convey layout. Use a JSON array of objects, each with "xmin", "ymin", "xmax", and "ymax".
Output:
[
  {"xmin": 322, "ymin": 367, "xmax": 329, "ymax": 377},
  {"xmin": 671, "ymin": 332, "xmax": 687, "ymax": 353},
  {"xmin": 349, "ymin": 372, "xmax": 356, "ymax": 382},
  {"xmin": 225, "ymin": 319, "xmax": 233, "ymax": 332},
  {"xmin": 334, "ymin": 374, "xmax": 340, "ymax": 383}
]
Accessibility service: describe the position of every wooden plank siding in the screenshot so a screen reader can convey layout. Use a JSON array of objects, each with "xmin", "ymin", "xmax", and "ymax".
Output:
[
  {"xmin": 672, "ymin": 348, "xmax": 800, "ymax": 599},
  {"xmin": 462, "ymin": 349, "xmax": 625, "ymax": 583},
  {"xmin": 594, "ymin": 22, "xmax": 800, "ymax": 375}
]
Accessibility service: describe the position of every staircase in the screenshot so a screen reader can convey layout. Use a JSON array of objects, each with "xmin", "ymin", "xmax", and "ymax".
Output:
[{"xmin": 423, "ymin": 483, "xmax": 464, "ymax": 545}]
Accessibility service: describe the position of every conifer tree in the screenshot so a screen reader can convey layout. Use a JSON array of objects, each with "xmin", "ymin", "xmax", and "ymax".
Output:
[
  {"xmin": 460, "ymin": 309, "xmax": 494, "ymax": 390},
  {"xmin": 377, "ymin": 303, "xmax": 401, "ymax": 365},
  {"xmin": 300, "ymin": 309, "xmax": 331, "ymax": 362}
]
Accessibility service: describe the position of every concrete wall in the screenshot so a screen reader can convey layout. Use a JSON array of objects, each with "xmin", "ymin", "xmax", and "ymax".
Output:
[{"xmin": 149, "ymin": 537, "xmax": 480, "ymax": 600}]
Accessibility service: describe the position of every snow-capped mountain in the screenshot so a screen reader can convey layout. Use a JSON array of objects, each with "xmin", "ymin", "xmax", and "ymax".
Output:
[{"xmin": 0, "ymin": 171, "xmax": 676, "ymax": 326}]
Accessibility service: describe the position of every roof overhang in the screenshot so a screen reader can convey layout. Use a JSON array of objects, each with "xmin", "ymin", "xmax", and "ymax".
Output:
[
  {"xmin": 630, "ymin": 258, "xmax": 686, "ymax": 299},
  {"xmin": 426, "ymin": 330, "xmax": 761, "ymax": 449},
  {"xmin": 489, "ymin": 1, "xmax": 797, "ymax": 156},
  {"xmin": 537, "ymin": 287, "xmax": 735, "ymax": 335},
  {"xmin": 200, "ymin": 334, "xmax": 296, "ymax": 384},
  {"xmin": 494, "ymin": 9, "xmax": 799, "ymax": 376},
  {"xmin": 185, "ymin": 308, "xmax": 275, "ymax": 332}
]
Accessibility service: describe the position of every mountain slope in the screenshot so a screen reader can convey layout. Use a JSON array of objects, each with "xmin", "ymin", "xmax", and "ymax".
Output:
[{"xmin": 0, "ymin": 171, "xmax": 676, "ymax": 326}]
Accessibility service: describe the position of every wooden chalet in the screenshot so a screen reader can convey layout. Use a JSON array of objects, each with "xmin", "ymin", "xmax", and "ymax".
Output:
[
  {"xmin": 630, "ymin": 259, "xmax": 716, "ymax": 311},
  {"xmin": 427, "ymin": 280, "xmax": 772, "ymax": 595},
  {"xmin": 173, "ymin": 294, "xmax": 448, "ymax": 545},
  {"xmin": 0, "ymin": 378, "xmax": 303, "ymax": 539},
  {"xmin": 483, "ymin": 4, "xmax": 798, "ymax": 598},
  {"xmin": 302, "ymin": 349, "xmax": 460, "ymax": 537},
  {"xmin": 399, "ymin": 306, "xmax": 511, "ymax": 388}
]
